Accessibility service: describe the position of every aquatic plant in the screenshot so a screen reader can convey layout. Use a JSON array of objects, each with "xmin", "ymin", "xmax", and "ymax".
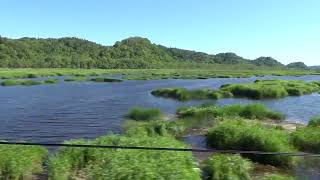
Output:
[
  {"xmin": 44, "ymin": 78, "xmax": 59, "ymax": 84},
  {"xmin": 207, "ymin": 120, "xmax": 295, "ymax": 167},
  {"xmin": 177, "ymin": 103, "xmax": 284, "ymax": 121},
  {"xmin": 0, "ymin": 79, "xmax": 42, "ymax": 86},
  {"xmin": 48, "ymin": 135, "xmax": 200, "ymax": 180},
  {"xmin": 127, "ymin": 107, "xmax": 163, "ymax": 121},
  {"xmin": 90, "ymin": 77, "xmax": 122, "ymax": 82},
  {"xmin": 0, "ymin": 144, "xmax": 48, "ymax": 179},
  {"xmin": 64, "ymin": 77, "xmax": 88, "ymax": 82},
  {"xmin": 202, "ymin": 154, "xmax": 253, "ymax": 180}
]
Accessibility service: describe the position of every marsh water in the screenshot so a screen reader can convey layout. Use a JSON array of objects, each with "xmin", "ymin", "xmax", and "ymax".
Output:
[
  {"xmin": 1, "ymin": 75, "xmax": 319, "ymax": 143},
  {"xmin": 0, "ymin": 75, "xmax": 320, "ymax": 179}
]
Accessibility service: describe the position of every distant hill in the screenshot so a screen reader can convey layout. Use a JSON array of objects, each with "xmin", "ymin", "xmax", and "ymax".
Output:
[
  {"xmin": 309, "ymin": 65, "xmax": 320, "ymax": 70},
  {"xmin": 287, "ymin": 62, "xmax": 309, "ymax": 69},
  {"xmin": 0, "ymin": 35, "xmax": 296, "ymax": 69},
  {"xmin": 252, "ymin": 57, "xmax": 285, "ymax": 67}
]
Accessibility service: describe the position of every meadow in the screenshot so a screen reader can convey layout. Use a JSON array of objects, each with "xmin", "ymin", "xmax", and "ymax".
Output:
[{"xmin": 0, "ymin": 68, "xmax": 319, "ymax": 80}]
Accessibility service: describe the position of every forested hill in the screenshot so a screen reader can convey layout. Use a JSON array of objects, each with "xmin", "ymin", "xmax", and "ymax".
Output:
[{"xmin": 0, "ymin": 36, "xmax": 303, "ymax": 69}]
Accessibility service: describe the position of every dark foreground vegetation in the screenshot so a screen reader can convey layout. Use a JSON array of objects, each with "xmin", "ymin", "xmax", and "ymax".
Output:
[
  {"xmin": 152, "ymin": 79, "xmax": 320, "ymax": 100},
  {"xmin": 48, "ymin": 135, "xmax": 201, "ymax": 180},
  {"xmin": 207, "ymin": 120, "xmax": 295, "ymax": 167},
  {"xmin": 0, "ymin": 144, "xmax": 47, "ymax": 179}
]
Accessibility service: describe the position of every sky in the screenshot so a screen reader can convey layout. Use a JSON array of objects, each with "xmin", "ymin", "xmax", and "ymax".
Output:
[{"xmin": 0, "ymin": 0, "xmax": 319, "ymax": 65}]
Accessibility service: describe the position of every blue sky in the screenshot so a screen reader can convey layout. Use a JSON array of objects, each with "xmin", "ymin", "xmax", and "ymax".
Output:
[{"xmin": 1, "ymin": 0, "xmax": 319, "ymax": 65}]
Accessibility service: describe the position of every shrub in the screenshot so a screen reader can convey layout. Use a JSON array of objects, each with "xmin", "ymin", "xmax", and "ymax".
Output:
[
  {"xmin": 291, "ymin": 126, "xmax": 320, "ymax": 153},
  {"xmin": 0, "ymin": 144, "xmax": 48, "ymax": 179},
  {"xmin": 202, "ymin": 154, "xmax": 253, "ymax": 180},
  {"xmin": 90, "ymin": 77, "xmax": 122, "ymax": 82},
  {"xmin": 127, "ymin": 107, "xmax": 163, "ymax": 121},
  {"xmin": 48, "ymin": 135, "xmax": 201, "ymax": 180},
  {"xmin": 207, "ymin": 120, "xmax": 295, "ymax": 167},
  {"xmin": 308, "ymin": 115, "xmax": 320, "ymax": 127}
]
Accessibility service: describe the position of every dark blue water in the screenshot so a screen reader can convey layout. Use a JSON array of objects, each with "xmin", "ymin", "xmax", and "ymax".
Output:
[{"xmin": 0, "ymin": 75, "xmax": 320, "ymax": 143}]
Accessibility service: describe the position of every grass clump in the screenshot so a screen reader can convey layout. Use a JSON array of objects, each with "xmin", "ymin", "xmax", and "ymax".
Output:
[
  {"xmin": 48, "ymin": 135, "xmax": 200, "ymax": 180},
  {"xmin": 308, "ymin": 115, "xmax": 320, "ymax": 127},
  {"xmin": 64, "ymin": 77, "xmax": 88, "ymax": 82},
  {"xmin": 207, "ymin": 120, "xmax": 295, "ymax": 167},
  {"xmin": 221, "ymin": 79, "xmax": 319, "ymax": 99},
  {"xmin": 291, "ymin": 126, "xmax": 320, "ymax": 153},
  {"xmin": 90, "ymin": 77, "xmax": 122, "ymax": 82},
  {"xmin": 1, "ymin": 79, "xmax": 42, "ymax": 86},
  {"xmin": 0, "ymin": 144, "xmax": 48, "ymax": 179},
  {"xmin": 177, "ymin": 103, "xmax": 284, "ymax": 121},
  {"xmin": 202, "ymin": 154, "xmax": 253, "ymax": 180},
  {"xmin": 124, "ymin": 120, "xmax": 186, "ymax": 137},
  {"xmin": 151, "ymin": 88, "xmax": 232, "ymax": 101},
  {"xmin": 152, "ymin": 80, "xmax": 319, "ymax": 101},
  {"xmin": 44, "ymin": 78, "xmax": 59, "ymax": 84},
  {"xmin": 127, "ymin": 107, "xmax": 163, "ymax": 121},
  {"xmin": 291, "ymin": 115, "xmax": 320, "ymax": 152}
]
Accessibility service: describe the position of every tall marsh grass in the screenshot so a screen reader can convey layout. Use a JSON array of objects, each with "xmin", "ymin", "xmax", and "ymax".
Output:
[{"xmin": 206, "ymin": 120, "xmax": 295, "ymax": 167}]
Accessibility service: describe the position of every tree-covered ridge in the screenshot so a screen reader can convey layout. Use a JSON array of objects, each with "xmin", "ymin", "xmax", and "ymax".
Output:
[
  {"xmin": 252, "ymin": 57, "xmax": 285, "ymax": 67},
  {"xmin": 286, "ymin": 62, "xmax": 308, "ymax": 69},
  {"xmin": 0, "ymin": 35, "xmax": 309, "ymax": 69}
]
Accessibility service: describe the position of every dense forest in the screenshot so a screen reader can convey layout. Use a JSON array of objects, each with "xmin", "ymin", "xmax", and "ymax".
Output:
[{"xmin": 0, "ymin": 36, "xmax": 310, "ymax": 69}]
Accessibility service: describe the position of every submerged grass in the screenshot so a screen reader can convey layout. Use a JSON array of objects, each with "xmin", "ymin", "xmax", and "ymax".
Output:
[
  {"xmin": 90, "ymin": 77, "xmax": 122, "ymax": 82},
  {"xmin": 0, "ymin": 144, "xmax": 48, "ymax": 179},
  {"xmin": 64, "ymin": 77, "xmax": 88, "ymax": 82},
  {"xmin": 126, "ymin": 107, "xmax": 163, "ymax": 121},
  {"xmin": 48, "ymin": 135, "xmax": 201, "ymax": 180},
  {"xmin": 202, "ymin": 154, "xmax": 253, "ymax": 180},
  {"xmin": 44, "ymin": 78, "xmax": 59, "ymax": 84},
  {"xmin": 206, "ymin": 120, "xmax": 295, "ymax": 167}
]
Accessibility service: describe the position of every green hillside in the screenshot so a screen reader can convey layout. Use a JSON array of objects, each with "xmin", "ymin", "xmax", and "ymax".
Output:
[{"xmin": 0, "ymin": 36, "xmax": 302, "ymax": 69}]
